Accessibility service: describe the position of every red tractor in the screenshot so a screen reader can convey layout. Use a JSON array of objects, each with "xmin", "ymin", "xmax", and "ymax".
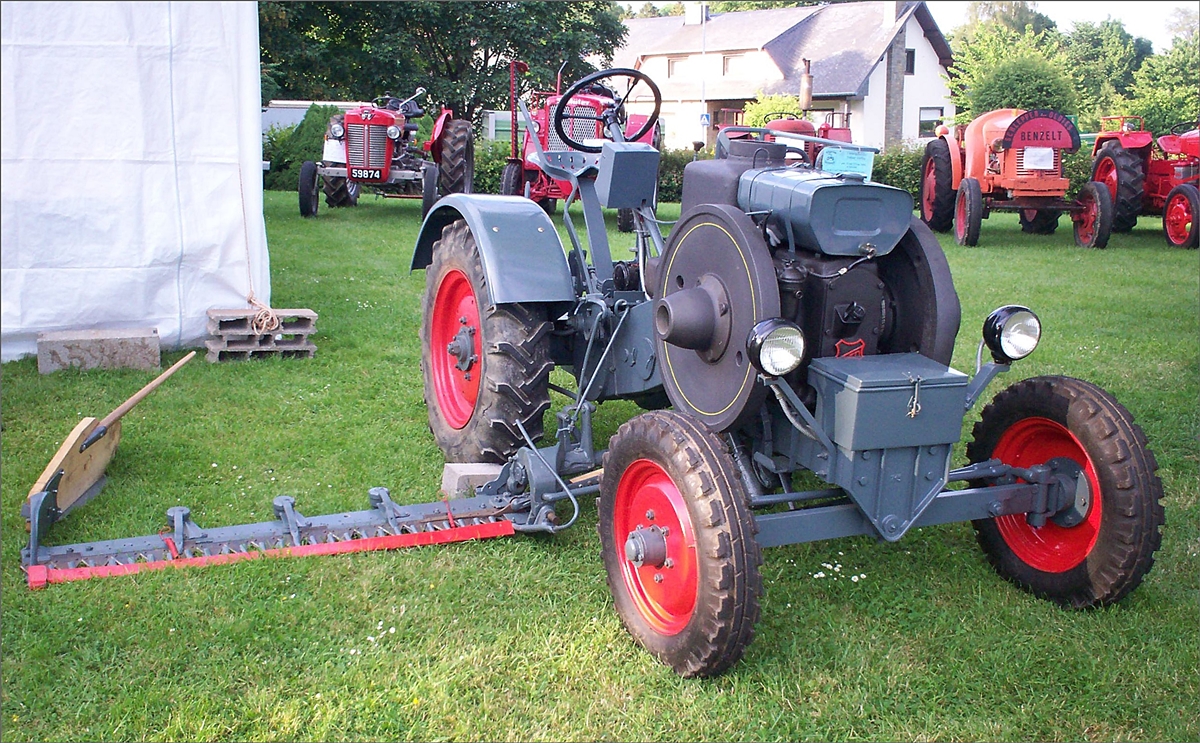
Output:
[
  {"xmin": 501, "ymin": 61, "xmax": 661, "ymax": 230},
  {"xmin": 762, "ymin": 109, "xmax": 853, "ymax": 165},
  {"xmin": 299, "ymin": 87, "xmax": 474, "ymax": 218},
  {"xmin": 1090, "ymin": 116, "xmax": 1199, "ymax": 248},
  {"xmin": 921, "ymin": 108, "xmax": 1113, "ymax": 248}
]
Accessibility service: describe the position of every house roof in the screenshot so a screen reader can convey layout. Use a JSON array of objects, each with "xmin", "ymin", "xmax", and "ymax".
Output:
[{"xmin": 612, "ymin": 1, "xmax": 953, "ymax": 102}]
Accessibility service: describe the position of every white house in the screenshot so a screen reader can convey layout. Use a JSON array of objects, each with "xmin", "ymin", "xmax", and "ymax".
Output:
[{"xmin": 611, "ymin": 1, "xmax": 955, "ymax": 151}]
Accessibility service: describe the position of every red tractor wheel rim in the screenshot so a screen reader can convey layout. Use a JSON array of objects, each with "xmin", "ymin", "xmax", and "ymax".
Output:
[
  {"xmin": 1076, "ymin": 189, "xmax": 1098, "ymax": 244},
  {"xmin": 921, "ymin": 158, "xmax": 937, "ymax": 219},
  {"xmin": 430, "ymin": 268, "xmax": 481, "ymax": 429},
  {"xmin": 1094, "ymin": 157, "xmax": 1118, "ymax": 202},
  {"xmin": 613, "ymin": 459, "xmax": 699, "ymax": 635},
  {"xmin": 955, "ymin": 191, "xmax": 968, "ymax": 239},
  {"xmin": 992, "ymin": 417, "xmax": 1102, "ymax": 573},
  {"xmin": 1165, "ymin": 190, "xmax": 1194, "ymax": 244}
]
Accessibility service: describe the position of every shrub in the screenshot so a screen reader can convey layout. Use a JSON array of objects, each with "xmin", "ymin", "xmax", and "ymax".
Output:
[
  {"xmin": 263, "ymin": 104, "xmax": 340, "ymax": 191},
  {"xmin": 658, "ymin": 147, "xmax": 711, "ymax": 203},
  {"xmin": 871, "ymin": 141, "xmax": 925, "ymax": 201},
  {"xmin": 473, "ymin": 138, "xmax": 513, "ymax": 195},
  {"xmin": 969, "ymin": 54, "xmax": 1077, "ymax": 117}
]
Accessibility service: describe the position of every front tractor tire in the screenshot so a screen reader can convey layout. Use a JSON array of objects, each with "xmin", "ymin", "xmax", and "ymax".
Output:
[
  {"xmin": 954, "ymin": 177, "xmax": 983, "ymax": 246},
  {"xmin": 437, "ymin": 119, "xmax": 475, "ymax": 196},
  {"xmin": 920, "ymin": 137, "xmax": 955, "ymax": 232},
  {"xmin": 1091, "ymin": 141, "xmax": 1145, "ymax": 232},
  {"xmin": 599, "ymin": 410, "xmax": 763, "ymax": 678},
  {"xmin": 499, "ymin": 162, "xmax": 524, "ymax": 197},
  {"xmin": 420, "ymin": 219, "xmax": 553, "ymax": 463},
  {"xmin": 299, "ymin": 160, "xmax": 319, "ymax": 218},
  {"xmin": 1163, "ymin": 183, "xmax": 1198, "ymax": 248},
  {"xmin": 1019, "ymin": 209, "xmax": 1060, "ymax": 235},
  {"xmin": 967, "ymin": 376, "xmax": 1164, "ymax": 609},
  {"xmin": 1072, "ymin": 181, "xmax": 1113, "ymax": 249}
]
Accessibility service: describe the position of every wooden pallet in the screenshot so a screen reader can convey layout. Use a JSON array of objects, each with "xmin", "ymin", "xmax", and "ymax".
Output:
[{"xmin": 205, "ymin": 308, "xmax": 317, "ymax": 362}]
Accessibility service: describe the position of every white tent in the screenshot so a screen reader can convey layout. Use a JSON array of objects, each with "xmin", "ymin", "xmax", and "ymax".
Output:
[{"xmin": 1, "ymin": 0, "xmax": 269, "ymax": 362}]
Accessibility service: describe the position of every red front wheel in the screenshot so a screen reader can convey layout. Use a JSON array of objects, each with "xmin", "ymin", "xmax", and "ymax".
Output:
[
  {"xmin": 599, "ymin": 411, "xmax": 762, "ymax": 677},
  {"xmin": 968, "ymin": 377, "xmax": 1164, "ymax": 608},
  {"xmin": 1163, "ymin": 183, "xmax": 1198, "ymax": 248}
]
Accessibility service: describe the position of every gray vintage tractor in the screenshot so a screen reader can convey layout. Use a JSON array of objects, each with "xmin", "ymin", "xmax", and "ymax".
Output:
[{"xmin": 411, "ymin": 69, "xmax": 1164, "ymax": 677}]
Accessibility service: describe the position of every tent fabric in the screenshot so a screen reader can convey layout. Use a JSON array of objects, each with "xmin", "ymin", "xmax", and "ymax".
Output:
[{"xmin": 1, "ymin": 1, "xmax": 269, "ymax": 362}]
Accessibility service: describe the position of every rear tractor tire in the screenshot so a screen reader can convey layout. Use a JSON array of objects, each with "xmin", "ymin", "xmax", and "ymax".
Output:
[
  {"xmin": 1072, "ymin": 181, "xmax": 1113, "ymax": 249},
  {"xmin": 1019, "ymin": 209, "xmax": 1060, "ymax": 235},
  {"xmin": 920, "ymin": 137, "xmax": 955, "ymax": 232},
  {"xmin": 1091, "ymin": 142, "xmax": 1144, "ymax": 233},
  {"xmin": 322, "ymin": 176, "xmax": 360, "ymax": 208},
  {"xmin": 298, "ymin": 160, "xmax": 319, "ymax": 218},
  {"xmin": 954, "ymin": 177, "xmax": 983, "ymax": 246},
  {"xmin": 617, "ymin": 208, "xmax": 635, "ymax": 233},
  {"xmin": 1162, "ymin": 183, "xmax": 1198, "ymax": 249},
  {"xmin": 437, "ymin": 119, "xmax": 474, "ymax": 196},
  {"xmin": 420, "ymin": 219, "xmax": 553, "ymax": 463},
  {"xmin": 599, "ymin": 410, "xmax": 763, "ymax": 678},
  {"xmin": 968, "ymin": 376, "xmax": 1164, "ymax": 608}
]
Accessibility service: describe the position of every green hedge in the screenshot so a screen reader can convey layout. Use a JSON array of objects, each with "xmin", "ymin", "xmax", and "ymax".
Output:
[{"xmin": 263, "ymin": 104, "xmax": 339, "ymax": 191}]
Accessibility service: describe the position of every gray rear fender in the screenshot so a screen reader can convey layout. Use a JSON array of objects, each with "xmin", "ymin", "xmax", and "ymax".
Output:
[{"xmin": 411, "ymin": 194, "xmax": 575, "ymax": 306}]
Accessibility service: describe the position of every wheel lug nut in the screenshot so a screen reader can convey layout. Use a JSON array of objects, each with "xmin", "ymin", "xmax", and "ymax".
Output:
[
  {"xmin": 645, "ymin": 509, "xmax": 655, "ymax": 520},
  {"xmin": 653, "ymin": 573, "xmax": 663, "ymax": 583},
  {"xmin": 664, "ymin": 558, "xmax": 674, "ymax": 568}
]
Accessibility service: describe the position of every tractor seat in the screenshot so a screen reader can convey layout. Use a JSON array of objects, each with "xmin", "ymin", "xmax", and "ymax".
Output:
[{"xmin": 1157, "ymin": 134, "xmax": 1182, "ymax": 155}]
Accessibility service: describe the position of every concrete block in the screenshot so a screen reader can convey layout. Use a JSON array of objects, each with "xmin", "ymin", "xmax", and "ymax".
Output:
[
  {"xmin": 441, "ymin": 463, "xmax": 504, "ymax": 499},
  {"xmin": 37, "ymin": 328, "xmax": 160, "ymax": 374}
]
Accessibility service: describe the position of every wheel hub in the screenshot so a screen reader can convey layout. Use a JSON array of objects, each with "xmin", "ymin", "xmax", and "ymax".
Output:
[
  {"xmin": 624, "ymin": 525, "xmax": 668, "ymax": 569},
  {"xmin": 447, "ymin": 322, "xmax": 477, "ymax": 373}
]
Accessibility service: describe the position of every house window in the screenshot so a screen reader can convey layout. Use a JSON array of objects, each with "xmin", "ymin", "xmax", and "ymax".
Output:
[
  {"xmin": 919, "ymin": 107, "xmax": 943, "ymax": 137},
  {"xmin": 722, "ymin": 54, "xmax": 746, "ymax": 77},
  {"xmin": 905, "ymin": 49, "xmax": 915, "ymax": 75},
  {"xmin": 668, "ymin": 57, "xmax": 686, "ymax": 78}
]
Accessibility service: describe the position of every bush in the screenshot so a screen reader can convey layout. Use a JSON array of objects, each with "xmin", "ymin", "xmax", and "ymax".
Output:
[
  {"xmin": 658, "ymin": 147, "xmax": 711, "ymax": 203},
  {"xmin": 263, "ymin": 104, "xmax": 340, "ymax": 191},
  {"xmin": 473, "ymin": 138, "xmax": 513, "ymax": 195},
  {"xmin": 970, "ymin": 54, "xmax": 1077, "ymax": 117},
  {"xmin": 871, "ymin": 141, "xmax": 925, "ymax": 201},
  {"xmin": 1062, "ymin": 147, "xmax": 1095, "ymax": 199}
]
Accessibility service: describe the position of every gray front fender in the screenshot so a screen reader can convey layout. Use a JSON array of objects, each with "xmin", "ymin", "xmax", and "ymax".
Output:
[{"xmin": 411, "ymin": 194, "xmax": 574, "ymax": 305}]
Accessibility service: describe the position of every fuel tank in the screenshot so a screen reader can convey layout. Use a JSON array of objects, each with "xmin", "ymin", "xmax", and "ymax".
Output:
[{"xmin": 737, "ymin": 167, "xmax": 913, "ymax": 257}]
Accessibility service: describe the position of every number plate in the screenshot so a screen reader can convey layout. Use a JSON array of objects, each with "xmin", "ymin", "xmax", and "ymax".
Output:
[
  {"xmin": 1023, "ymin": 147, "xmax": 1054, "ymax": 170},
  {"xmin": 350, "ymin": 167, "xmax": 383, "ymax": 180}
]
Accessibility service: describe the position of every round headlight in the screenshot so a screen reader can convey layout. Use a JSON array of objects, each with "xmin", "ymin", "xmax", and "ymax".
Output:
[
  {"xmin": 983, "ymin": 305, "xmax": 1041, "ymax": 363},
  {"xmin": 747, "ymin": 319, "xmax": 806, "ymax": 377},
  {"xmin": 530, "ymin": 120, "xmax": 541, "ymax": 133},
  {"xmin": 329, "ymin": 122, "xmax": 344, "ymax": 138},
  {"xmin": 386, "ymin": 125, "xmax": 402, "ymax": 140}
]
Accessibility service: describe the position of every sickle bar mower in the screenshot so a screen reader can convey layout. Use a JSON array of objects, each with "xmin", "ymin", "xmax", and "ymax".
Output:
[{"xmin": 21, "ymin": 470, "xmax": 520, "ymax": 589}]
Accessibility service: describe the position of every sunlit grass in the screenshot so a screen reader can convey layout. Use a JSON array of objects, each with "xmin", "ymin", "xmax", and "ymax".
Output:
[{"xmin": 2, "ymin": 191, "xmax": 1196, "ymax": 742}]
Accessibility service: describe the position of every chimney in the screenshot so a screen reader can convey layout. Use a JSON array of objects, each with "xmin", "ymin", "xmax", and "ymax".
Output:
[{"xmin": 684, "ymin": 2, "xmax": 708, "ymax": 25}]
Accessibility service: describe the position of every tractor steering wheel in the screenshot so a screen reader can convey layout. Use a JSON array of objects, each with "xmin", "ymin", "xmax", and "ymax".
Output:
[
  {"xmin": 552, "ymin": 68, "xmax": 662, "ymax": 154},
  {"xmin": 1169, "ymin": 119, "xmax": 1199, "ymax": 136}
]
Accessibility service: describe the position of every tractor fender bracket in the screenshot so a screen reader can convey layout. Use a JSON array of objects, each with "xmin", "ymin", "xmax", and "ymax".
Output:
[{"xmin": 411, "ymin": 194, "xmax": 575, "ymax": 306}]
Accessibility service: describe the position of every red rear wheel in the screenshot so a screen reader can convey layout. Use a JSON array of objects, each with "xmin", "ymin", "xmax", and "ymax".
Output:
[{"xmin": 428, "ymin": 268, "xmax": 481, "ymax": 429}]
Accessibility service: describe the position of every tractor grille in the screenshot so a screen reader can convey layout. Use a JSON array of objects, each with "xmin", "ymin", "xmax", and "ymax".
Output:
[
  {"xmin": 347, "ymin": 123, "xmax": 389, "ymax": 168},
  {"xmin": 547, "ymin": 104, "xmax": 600, "ymax": 151},
  {"xmin": 1015, "ymin": 147, "xmax": 1061, "ymax": 176}
]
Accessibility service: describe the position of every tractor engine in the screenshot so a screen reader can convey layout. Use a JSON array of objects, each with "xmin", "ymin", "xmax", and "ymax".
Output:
[{"xmin": 658, "ymin": 137, "xmax": 959, "ymax": 432}]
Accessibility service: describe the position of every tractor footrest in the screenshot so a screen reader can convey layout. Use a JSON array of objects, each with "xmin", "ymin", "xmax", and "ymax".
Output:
[{"xmin": 205, "ymin": 308, "xmax": 318, "ymax": 362}]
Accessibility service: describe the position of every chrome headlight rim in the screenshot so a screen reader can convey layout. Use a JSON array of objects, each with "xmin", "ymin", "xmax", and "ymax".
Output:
[
  {"xmin": 386, "ymin": 124, "xmax": 402, "ymax": 140},
  {"xmin": 747, "ymin": 318, "xmax": 806, "ymax": 377},
  {"xmin": 328, "ymin": 122, "xmax": 345, "ymax": 139},
  {"xmin": 983, "ymin": 305, "xmax": 1041, "ymax": 363}
]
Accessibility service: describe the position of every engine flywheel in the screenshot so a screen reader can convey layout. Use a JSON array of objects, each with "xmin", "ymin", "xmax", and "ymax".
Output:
[{"xmin": 654, "ymin": 204, "xmax": 780, "ymax": 432}]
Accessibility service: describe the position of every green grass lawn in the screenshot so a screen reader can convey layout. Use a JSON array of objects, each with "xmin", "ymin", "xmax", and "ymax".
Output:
[{"xmin": 2, "ymin": 190, "xmax": 1197, "ymax": 742}]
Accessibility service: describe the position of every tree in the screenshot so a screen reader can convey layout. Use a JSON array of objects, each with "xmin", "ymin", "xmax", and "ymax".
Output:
[
  {"xmin": 1063, "ymin": 20, "xmax": 1152, "ymax": 130},
  {"xmin": 708, "ymin": 1, "xmax": 821, "ymax": 11},
  {"xmin": 964, "ymin": 1, "xmax": 1057, "ymax": 36},
  {"xmin": 969, "ymin": 54, "xmax": 1077, "ymax": 115},
  {"xmin": 259, "ymin": 2, "xmax": 627, "ymax": 123},
  {"xmin": 741, "ymin": 94, "xmax": 803, "ymax": 126},
  {"xmin": 1125, "ymin": 35, "xmax": 1200, "ymax": 135},
  {"xmin": 1166, "ymin": 6, "xmax": 1198, "ymax": 45},
  {"xmin": 944, "ymin": 22, "xmax": 1068, "ymax": 123}
]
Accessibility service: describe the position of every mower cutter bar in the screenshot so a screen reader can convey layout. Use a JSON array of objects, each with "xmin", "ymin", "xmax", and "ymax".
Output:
[{"xmin": 22, "ymin": 481, "xmax": 515, "ymax": 589}]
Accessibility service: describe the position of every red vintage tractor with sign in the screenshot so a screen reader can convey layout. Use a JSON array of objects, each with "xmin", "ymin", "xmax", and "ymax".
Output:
[
  {"xmin": 920, "ymin": 108, "xmax": 1113, "ymax": 248},
  {"xmin": 1090, "ymin": 116, "xmax": 1199, "ymax": 248},
  {"xmin": 299, "ymin": 87, "xmax": 474, "ymax": 219},
  {"xmin": 501, "ymin": 61, "xmax": 661, "ymax": 231}
]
